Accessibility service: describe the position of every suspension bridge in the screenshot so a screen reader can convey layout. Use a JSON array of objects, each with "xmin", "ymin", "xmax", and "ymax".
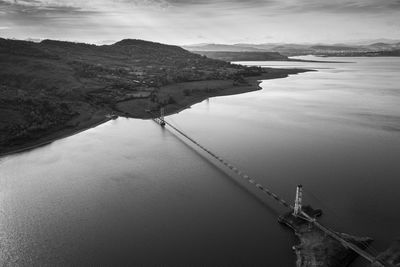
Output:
[{"xmin": 150, "ymin": 108, "xmax": 387, "ymax": 267}]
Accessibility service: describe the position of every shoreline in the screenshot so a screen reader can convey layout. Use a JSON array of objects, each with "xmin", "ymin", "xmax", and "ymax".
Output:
[
  {"xmin": 116, "ymin": 68, "xmax": 313, "ymax": 119},
  {"xmin": 0, "ymin": 113, "xmax": 111, "ymax": 158},
  {"xmin": 287, "ymin": 58, "xmax": 352, "ymax": 63},
  {"xmin": 0, "ymin": 69, "xmax": 312, "ymax": 158}
]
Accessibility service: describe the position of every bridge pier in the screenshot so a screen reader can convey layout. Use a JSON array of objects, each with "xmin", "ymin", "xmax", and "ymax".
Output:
[{"xmin": 153, "ymin": 107, "xmax": 166, "ymax": 126}]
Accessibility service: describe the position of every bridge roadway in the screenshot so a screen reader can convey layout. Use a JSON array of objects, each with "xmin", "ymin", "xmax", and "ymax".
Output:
[{"xmin": 152, "ymin": 114, "xmax": 386, "ymax": 266}]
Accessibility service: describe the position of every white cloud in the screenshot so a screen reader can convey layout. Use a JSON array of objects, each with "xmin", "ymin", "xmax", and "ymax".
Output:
[{"xmin": 1, "ymin": 0, "xmax": 400, "ymax": 44}]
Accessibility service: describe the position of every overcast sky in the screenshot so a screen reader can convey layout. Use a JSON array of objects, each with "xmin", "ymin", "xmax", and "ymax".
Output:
[{"xmin": 1, "ymin": 0, "xmax": 400, "ymax": 44}]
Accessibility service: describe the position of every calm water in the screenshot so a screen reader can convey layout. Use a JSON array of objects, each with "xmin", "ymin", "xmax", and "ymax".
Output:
[{"xmin": 1, "ymin": 57, "xmax": 400, "ymax": 266}]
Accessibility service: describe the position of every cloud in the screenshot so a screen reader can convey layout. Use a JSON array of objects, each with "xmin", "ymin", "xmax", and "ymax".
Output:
[
  {"xmin": 1, "ymin": 0, "xmax": 171, "ymax": 11},
  {"xmin": 2, "ymin": 0, "xmax": 400, "ymax": 15},
  {"xmin": 1, "ymin": 0, "xmax": 400, "ymax": 44},
  {"xmin": 162, "ymin": 0, "xmax": 400, "ymax": 14},
  {"xmin": 0, "ymin": 0, "xmax": 97, "ymax": 17},
  {"xmin": 271, "ymin": 0, "xmax": 400, "ymax": 14}
]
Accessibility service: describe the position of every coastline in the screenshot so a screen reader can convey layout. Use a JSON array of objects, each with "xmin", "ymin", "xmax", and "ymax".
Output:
[
  {"xmin": 0, "ymin": 68, "xmax": 311, "ymax": 157},
  {"xmin": 0, "ymin": 111, "xmax": 111, "ymax": 158},
  {"xmin": 116, "ymin": 69, "xmax": 312, "ymax": 119}
]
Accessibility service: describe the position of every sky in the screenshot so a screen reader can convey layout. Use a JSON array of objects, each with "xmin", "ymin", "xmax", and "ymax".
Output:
[{"xmin": 0, "ymin": 0, "xmax": 400, "ymax": 45}]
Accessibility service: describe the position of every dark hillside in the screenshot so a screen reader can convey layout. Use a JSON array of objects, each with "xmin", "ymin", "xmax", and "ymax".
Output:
[{"xmin": 2, "ymin": 38, "xmax": 294, "ymax": 153}]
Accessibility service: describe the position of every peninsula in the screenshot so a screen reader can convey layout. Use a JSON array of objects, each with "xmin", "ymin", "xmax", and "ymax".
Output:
[{"xmin": 0, "ymin": 38, "xmax": 310, "ymax": 155}]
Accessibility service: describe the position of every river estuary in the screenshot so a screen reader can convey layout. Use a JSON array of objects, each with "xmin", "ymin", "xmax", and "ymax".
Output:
[{"xmin": 1, "ymin": 56, "xmax": 400, "ymax": 266}]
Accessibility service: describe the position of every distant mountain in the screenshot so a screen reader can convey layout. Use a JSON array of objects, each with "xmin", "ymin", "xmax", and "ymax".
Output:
[
  {"xmin": 98, "ymin": 40, "xmax": 117, "ymax": 45},
  {"xmin": 182, "ymin": 44, "xmax": 265, "ymax": 52},
  {"xmin": 192, "ymin": 51, "xmax": 288, "ymax": 61},
  {"xmin": 366, "ymin": 42, "xmax": 400, "ymax": 51},
  {"xmin": 24, "ymin": 38, "xmax": 42, "ymax": 43},
  {"xmin": 310, "ymin": 45, "xmax": 356, "ymax": 51},
  {"xmin": 183, "ymin": 41, "xmax": 400, "ymax": 57},
  {"xmin": 234, "ymin": 43, "xmax": 312, "ymax": 52},
  {"xmin": 342, "ymin": 38, "xmax": 400, "ymax": 45}
]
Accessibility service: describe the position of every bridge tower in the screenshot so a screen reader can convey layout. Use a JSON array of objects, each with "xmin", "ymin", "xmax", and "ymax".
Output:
[
  {"xmin": 159, "ymin": 107, "xmax": 166, "ymax": 127},
  {"xmin": 293, "ymin": 184, "xmax": 303, "ymax": 216}
]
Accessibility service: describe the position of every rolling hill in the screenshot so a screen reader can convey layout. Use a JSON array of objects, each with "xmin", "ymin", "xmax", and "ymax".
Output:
[{"xmin": 0, "ymin": 38, "xmax": 306, "ymax": 153}]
